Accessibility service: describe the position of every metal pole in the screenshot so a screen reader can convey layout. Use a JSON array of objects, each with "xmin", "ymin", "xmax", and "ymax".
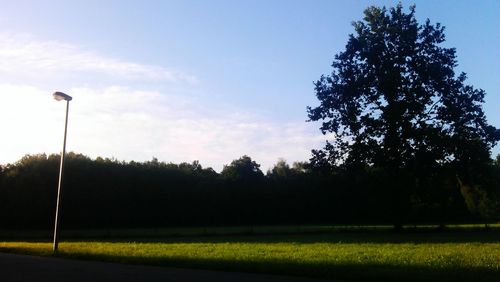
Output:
[{"xmin": 53, "ymin": 100, "xmax": 70, "ymax": 253}]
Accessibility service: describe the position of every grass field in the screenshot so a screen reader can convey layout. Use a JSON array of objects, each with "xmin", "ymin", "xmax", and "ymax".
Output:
[{"xmin": 1, "ymin": 229, "xmax": 499, "ymax": 281}]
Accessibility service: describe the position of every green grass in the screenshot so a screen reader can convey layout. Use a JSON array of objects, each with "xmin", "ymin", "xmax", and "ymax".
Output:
[{"xmin": 1, "ymin": 231, "xmax": 499, "ymax": 281}]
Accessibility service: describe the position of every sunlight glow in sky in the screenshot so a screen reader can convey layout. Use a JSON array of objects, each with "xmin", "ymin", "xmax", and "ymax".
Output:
[{"xmin": 0, "ymin": 0, "xmax": 498, "ymax": 171}]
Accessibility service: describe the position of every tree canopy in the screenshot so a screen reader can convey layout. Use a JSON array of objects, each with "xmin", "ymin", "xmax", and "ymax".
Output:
[
  {"xmin": 221, "ymin": 155, "xmax": 264, "ymax": 182},
  {"xmin": 308, "ymin": 4, "xmax": 498, "ymax": 175}
]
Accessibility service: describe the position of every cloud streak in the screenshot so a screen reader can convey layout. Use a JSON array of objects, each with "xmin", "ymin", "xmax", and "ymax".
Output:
[{"xmin": 0, "ymin": 33, "xmax": 197, "ymax": 84}]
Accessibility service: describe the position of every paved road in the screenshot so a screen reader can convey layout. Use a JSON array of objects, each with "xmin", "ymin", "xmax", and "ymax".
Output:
[{"xmin": 0, "ymin": 252, "xmax": 336, "ymax": 282}]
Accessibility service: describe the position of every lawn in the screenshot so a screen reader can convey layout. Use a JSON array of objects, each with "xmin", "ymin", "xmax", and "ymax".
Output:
[{"xmin": 1, "ymin": 230, "xmax": 499, "ymax": 281}]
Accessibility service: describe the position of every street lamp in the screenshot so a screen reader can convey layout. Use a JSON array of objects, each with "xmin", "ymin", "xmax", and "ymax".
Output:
[{"xmin": 52, "ymin": 91, "xmax": 72, "ymax": 253}]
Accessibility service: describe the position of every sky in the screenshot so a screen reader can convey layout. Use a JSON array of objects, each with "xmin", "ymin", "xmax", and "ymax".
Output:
[{"xmin": 0, "ymin": 0, "xmax": 498, "ymax": 171}]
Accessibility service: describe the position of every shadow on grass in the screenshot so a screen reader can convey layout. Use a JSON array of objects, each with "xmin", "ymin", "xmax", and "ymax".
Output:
[
  {"xmin": 1, "ymin": 228, "xmax": 500, "ymax": 249},
  {"xmin": 1, "ymin": 229, "xmax": 499, "ymax": 244},
  {"xmin": 112, "ymin": 229, "xmax": 500, "ymax": 244},
  {"xmin": 1, "ymin": 225, "xmax": 499, "ymax": 243}
]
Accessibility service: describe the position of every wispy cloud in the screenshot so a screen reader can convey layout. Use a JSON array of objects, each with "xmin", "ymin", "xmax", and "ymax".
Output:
[
  {"xmin": 0, "ymin": 84, "xmax": 329, "ymax": 171},
  {"xmin": 0, "ymin": 33, "xmax": 197, "ymax": 84}
]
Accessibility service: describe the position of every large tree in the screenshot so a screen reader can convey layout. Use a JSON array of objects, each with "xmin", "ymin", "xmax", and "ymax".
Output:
[
  {"xmin": 308, "ymin": 4, "xmax": 497, "ymax": 173},
  {"xmin": 307, "ymin": 4, "xmax": 498, "ymax": 225}
]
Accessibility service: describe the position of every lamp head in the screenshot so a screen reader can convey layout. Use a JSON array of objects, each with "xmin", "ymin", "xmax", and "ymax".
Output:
[{"xmin": 53, "ymin": 92, "xmax": 72, "ymax": 101}]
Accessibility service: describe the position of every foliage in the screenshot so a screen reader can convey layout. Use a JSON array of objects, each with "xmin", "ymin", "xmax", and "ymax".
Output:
[
  {"xmin": 307, "ymin": 4, "xmax": 498, "ymax": 171},
  {"xmin": 459, "ymin": 160, "xmax": 500, "ymax": 220},
  {"xmin": 266, "ymin": 159, "xmax": 308, "ymax": 180},
  {"xmin": 1, "ymin": 152, "xmax": 498, "ymax": 229},
  {"xmin": 306, "ymin": 3, "xmax": 499, "ymax": 226},
  {"xmin": 221, "ymin": 155, "xmax": 264, "ymax": 182}
]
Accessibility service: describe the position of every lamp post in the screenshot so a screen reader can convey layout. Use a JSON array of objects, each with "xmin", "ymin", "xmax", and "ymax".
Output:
[{"xmin": 52, "ymin": 91, "xmax": 72, "ymax": 253}]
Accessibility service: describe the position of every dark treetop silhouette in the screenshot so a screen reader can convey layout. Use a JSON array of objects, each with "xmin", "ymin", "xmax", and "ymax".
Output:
[{"xmin": 307, "ymin": 4, "xmax": 499, "ymax": 227}]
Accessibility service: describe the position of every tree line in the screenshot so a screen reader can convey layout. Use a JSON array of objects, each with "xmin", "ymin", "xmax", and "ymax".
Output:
[{"xmin": 0, "ymin": 152, "xmax": 498, "ymax": 230}]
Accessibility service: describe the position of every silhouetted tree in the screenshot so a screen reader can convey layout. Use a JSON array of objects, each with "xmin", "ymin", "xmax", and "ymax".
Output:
[
  {"xmin": 307, "ymin": 4, "xmax": 498, "ymax": 228},
  {"xmin": 267, "ymin": 159, "xmax": 292, "ymax": 179},
  {"xmin": 221, "ymin": 155, "xmax": 264, "ymax": 182}
]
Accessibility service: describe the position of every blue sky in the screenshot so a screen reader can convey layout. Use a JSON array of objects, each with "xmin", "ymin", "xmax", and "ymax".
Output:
[{"xmin": 0, "ymin": 0, "xmax": 498, "ymax": 170}]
